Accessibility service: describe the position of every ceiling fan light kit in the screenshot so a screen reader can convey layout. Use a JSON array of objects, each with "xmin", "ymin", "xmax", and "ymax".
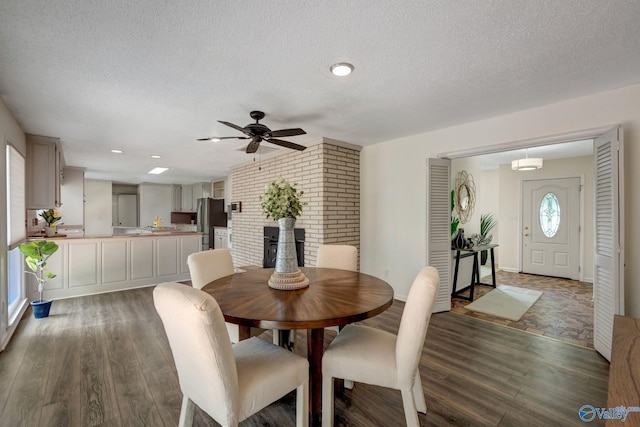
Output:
[
  {"xmin": 198, "ymin": 111, "xmax": 307, "ymax": 154},
  {"xmin": 511, "ymin": 157, "xmax": 543, "ymax": 171}
]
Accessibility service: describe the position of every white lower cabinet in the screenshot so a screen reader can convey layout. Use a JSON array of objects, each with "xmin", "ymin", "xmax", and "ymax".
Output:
[
  {"xmin": 180, "ymin": 235, "xmax": 201, "ymax": 274},
  {"xmin": 102, "ymin": 240, "xmax": 128, "ymax": 284},
  {"xmin": 68, "ymin": 242, "xmax": 99, "ymax": 288},
  {"xmin": 28, "ymin": 234, "xmax": 201, "ymax": 300},
  {"xmin": 131, "ymin": 239, "xmax": 154, "ymax": 280},
  {"xmin": 157, "ymin": 238, "xmax": 179, "ymax": 277}
]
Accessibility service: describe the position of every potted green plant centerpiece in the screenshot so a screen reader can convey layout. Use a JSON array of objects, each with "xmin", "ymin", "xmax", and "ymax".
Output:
[
  {"xmin": 19, "ymin": 240, "xmax": 59, "ymax": 318},
  {"xmin": 39, "ymin": 208, "xmax": 61, "ymax": 237},
  {"xmin": 260, "ymin": 177, "xmax": 309, "ymax": 290}
]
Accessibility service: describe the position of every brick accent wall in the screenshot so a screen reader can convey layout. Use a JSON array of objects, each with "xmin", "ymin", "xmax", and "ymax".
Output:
[{"xmin": 230, "ymin": 139, "xmax": 360, "ymax": 268}]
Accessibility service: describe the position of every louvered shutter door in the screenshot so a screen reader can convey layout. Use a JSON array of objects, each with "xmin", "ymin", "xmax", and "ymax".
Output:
[
  {"xmin": 427, "ymin": 158, "xmax": 452, "ymax": 312},
  {"xmin": 593, "ymin": 127, "xmax": 624, "ymax": 362}
]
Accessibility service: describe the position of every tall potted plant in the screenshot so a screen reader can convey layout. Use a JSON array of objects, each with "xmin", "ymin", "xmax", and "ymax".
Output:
[
  {"xmin": 19, "ymin": 240, "xmax": 59, "ymax": 318},
  {"xmin": 260, "ymin": 177, "xmax": 309, "ymax": 290}
]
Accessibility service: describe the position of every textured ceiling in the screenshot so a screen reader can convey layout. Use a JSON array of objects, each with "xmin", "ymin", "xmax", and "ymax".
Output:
[{"xmin": 1, "ymin": 1, "xmax": 639, "ymax": 184}]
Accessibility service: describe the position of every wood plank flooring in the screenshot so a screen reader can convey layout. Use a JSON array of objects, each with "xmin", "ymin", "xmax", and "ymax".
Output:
[{"xmin": 0, "ymin": 284, "xmax": 609, "ymax": 426}]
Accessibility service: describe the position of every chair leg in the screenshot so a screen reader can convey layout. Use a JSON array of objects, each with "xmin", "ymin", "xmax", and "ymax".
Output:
[
  {"xmin": 344, "ymin": 379, "xmax": 354, "ymax": 389},
  {"xmin": 412, "ymin": 371, "xmax": 427, "ymax": 414},
  {"xmin": 178, "ymin": 396, "xmax": 196, "ymax": 427},
  {"xmin": 296, "ymin": 380, "xmax": 309, "ymax": 427},
  {"xmin": 401, "ymin": 389, "xmax": 420, "ymax": 427},
  {"xmin": 322, "ymin": 376, "xmax": 334, "ymax": 427},
  {"xmin": 273, "ymin": 330, "xmax": 280, "ymax": 346}
]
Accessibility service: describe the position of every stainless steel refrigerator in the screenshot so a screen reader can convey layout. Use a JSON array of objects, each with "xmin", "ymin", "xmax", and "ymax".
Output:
[{"xmin": 196, "ymin": 198, "xmax": 227, "ymax": 251}]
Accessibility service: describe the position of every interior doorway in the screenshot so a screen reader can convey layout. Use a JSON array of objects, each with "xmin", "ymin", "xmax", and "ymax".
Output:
[{"xmin": 430, "ymin": 125, "xmax": 624, "ymax": 359}]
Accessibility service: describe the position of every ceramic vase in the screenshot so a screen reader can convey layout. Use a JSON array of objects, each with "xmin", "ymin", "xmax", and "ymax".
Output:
[
  {"xmin": 275, "ymin": 217, "xmax": 298, "ymax": 273},
  {"xmin": 269, "ymin": 217, "xmax": 309, "ymax": 290},
  {"xmin": 452, "ymin": 228, "xmax": 466, "ymax": 249}
]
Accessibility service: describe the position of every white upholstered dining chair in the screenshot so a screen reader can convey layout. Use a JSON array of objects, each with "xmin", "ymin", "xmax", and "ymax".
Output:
[
  {"xmin": 154, "ymin": 282, "xmax": 309, "ymax": 427},
  {"xmin": 187, "ymin": 249, "xmax": 265, "ymax": 343},
  {"xmin": 321, "ymin": 266, "xmax": 440, "ymax": 427},
  {"xmin": 316, "ymin": 244, "xmax": 358, "ymax": 272},
  {"xmin": 316, "ymin": 244, "xmax": 358, "ymax": 337}
]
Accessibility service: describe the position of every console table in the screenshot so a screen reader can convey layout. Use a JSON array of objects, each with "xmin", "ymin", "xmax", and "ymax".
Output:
[{"xmin": 451, "ymin": 244, "xmax": 498, "ymax": 302}]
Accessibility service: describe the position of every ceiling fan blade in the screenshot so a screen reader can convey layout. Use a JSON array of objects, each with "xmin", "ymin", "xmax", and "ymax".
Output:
[
  {"xmin": 246, "ymin": 138, "xmax": 262, "ymax": 154},
  {"xmin": 218, "ymin": 120, "xmax": 252, "ymax": 135},
  {"xmin": 197, "ymin": 136, "xmax": 249, "ymax": 141},
  {"xmin": 265, "ymin": 138, "xmax": 307, "ymax": 151},
  {"xmin": 269, "ymin": 128, "xmax": 307, "ymax": 138}
]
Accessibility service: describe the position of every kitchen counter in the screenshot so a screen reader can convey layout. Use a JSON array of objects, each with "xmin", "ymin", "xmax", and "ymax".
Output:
[
  {"xmin": 25, "ymin": 232, "xmax": 202, "ymax": 301},
  {"xmin": 29, "ymin": 230, "xmax": 202, "ymax": 240}
]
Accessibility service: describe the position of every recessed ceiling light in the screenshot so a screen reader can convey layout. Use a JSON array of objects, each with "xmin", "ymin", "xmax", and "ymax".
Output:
[
  {"xmin": 330, "ymin": 62, "xmax": 354, "ymax": 77},
  {"xmin": 148, "ymin": 167, "xmax": 169, "ymax": 175},
  {"xmin": 151, "ymin": 155, "xmax": 162, "ymax": 159},
  {"xmin": 210, "ymin": 137, "xmax": 221, "ymax": 142},
  {"xmin": 111, "ymin": 149, "xmax": 123, "ymax": 154}
]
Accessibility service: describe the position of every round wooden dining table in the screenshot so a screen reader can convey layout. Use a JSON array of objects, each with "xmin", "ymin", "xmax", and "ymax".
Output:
[{"xmin": 202, "ymin": 266, "xmax": 394, "ymax": 426}]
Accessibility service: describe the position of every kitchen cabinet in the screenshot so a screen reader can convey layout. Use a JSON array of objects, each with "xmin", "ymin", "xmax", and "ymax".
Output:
[
  {"xmin": 181, "ymin": 185, "xmax": 194, "ymax": 211},
  {"xmin": 191, "ymin": 182, "xmax": 213, "ymax": 210},
  {"xmin": 26, "ymin": 234, "xmax": 200, "ymax": 300},
  {"xmin": 213, "ymin": 227, "xmax": 228, "ymax": 250},
  {"xmin": 26, "ymin": 134, "xmax": 63, "ymax": 209},
  {"xmin": 213, "ymin": 180, "xmax": 225, "ymax": 199},
  {"xmin": 172, "ymin": 185, "xmax": 182, "ymax": 211}
]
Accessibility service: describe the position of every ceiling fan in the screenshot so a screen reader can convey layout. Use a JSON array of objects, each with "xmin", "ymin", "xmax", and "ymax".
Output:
[{"xmin": 198, "ymin": 111, "xmax": 307, "ymax": 154}]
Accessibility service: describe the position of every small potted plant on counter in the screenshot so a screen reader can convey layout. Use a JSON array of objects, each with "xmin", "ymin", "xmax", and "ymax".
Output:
[
  {"xmin": 19, "ymin": 240, "xmax": 59, "ymax": 318},
  {"xmin": 39, "ymin": 208, "xmax": 62, "ymax": 237}
]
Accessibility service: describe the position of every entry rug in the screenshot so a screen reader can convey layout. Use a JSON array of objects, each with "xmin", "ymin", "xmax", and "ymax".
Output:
[{"xmin": 465, "ymin": 285, "xmax": 543, "ymax": 321}]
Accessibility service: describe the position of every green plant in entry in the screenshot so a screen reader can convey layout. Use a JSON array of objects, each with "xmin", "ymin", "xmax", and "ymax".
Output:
[
  {"xmin": 480, "ymin": 213, "xmax": 498, "ymax": 237},
  {"xmin": 39, "ymin": 209, "xmax": 61, "ymax": 226},
  {"xmin": 19, "ymin": 240, "xmax": 59, "ymax": 302},
  {"xmin": 260, "ymin": 177, "xmax": 307, "ymax": 221},
  {"xmin": 471, "ymin": 213, "xmax": 498, "ymax": 246}
]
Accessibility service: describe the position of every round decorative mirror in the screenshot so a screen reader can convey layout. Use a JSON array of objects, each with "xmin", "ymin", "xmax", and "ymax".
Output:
[{"xmin": 454, "ymin": 170, "xmax": 476, "ymax": 224}]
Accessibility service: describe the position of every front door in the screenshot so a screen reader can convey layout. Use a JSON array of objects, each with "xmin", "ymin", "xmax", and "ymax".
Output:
[{"xmin": 521, "ymin": 177, "xmax": 581, "ymax": 280}]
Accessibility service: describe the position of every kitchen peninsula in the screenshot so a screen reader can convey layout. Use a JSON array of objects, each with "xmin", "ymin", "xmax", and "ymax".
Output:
[{"xmin": 27, "ymin": 231, "xmax": 201, "ymax": 300}]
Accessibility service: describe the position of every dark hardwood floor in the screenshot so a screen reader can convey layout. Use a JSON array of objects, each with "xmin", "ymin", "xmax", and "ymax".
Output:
[{"xmin": 0, "ymin": 284, "xmax": 609, "ymax": 426}]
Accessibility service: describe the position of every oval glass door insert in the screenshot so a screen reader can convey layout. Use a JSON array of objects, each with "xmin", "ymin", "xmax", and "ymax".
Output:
[{"xmin": 539, "ymin": 192, "xmax": 560, "ymax": 237}]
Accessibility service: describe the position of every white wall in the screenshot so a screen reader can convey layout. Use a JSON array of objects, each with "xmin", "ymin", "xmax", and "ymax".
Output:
[
  {"xmin": 59, "ymin": 167, "xmax": 85, "ymax": 225},
  {"xmin": 361, "ymin": 83, "xmax": 639, "ymax": 315},
  {"xmin": 138, "ymin": 183, "xmax": 172, "ymax": 228},
  {"xmin": 84, "ymin": 179, "xmax": 113, "ymax": 236}
]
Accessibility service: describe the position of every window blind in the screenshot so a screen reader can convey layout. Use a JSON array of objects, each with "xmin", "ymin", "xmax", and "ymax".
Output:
[{"xmin": 7, "ymin": 144, "xmax": 26, "ymax": 248}]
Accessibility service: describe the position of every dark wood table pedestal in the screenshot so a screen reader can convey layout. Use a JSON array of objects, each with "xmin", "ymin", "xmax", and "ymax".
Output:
[{"xmin": 204, "ymin": 267, "xmax": 394, "ymax": 426}]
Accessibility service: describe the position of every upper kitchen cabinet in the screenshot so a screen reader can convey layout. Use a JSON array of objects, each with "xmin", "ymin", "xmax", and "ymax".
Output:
[
  {"xmin": 26, "ymin": 134, "xmax": 64, "ymax": 209},
  {"xmin": 172, "ymin": 185, "xmax": 182, "ymax": 211},
  {"xmin": 181, "ymin": 184, "xmax": 194, "ymax": 211},
  {"xmin": 191, "ymin": 182, "xmax": 213, "ymax": 209},
  {"xmin": 213, "ymin": 180, "xmax": 225, "ymax": 199}
]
